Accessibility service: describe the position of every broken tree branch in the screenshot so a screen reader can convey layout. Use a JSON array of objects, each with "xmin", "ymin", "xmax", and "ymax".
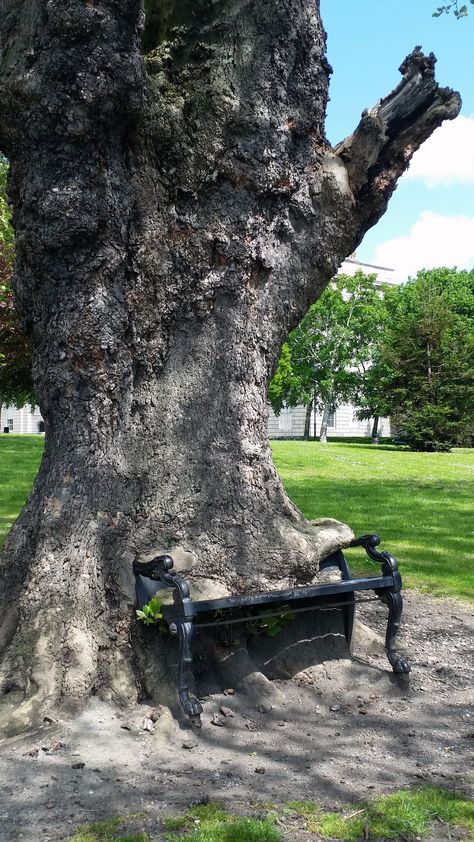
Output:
[{"xmin": 334, "ymin": 46, "xmax": 461, "ymax": 197}]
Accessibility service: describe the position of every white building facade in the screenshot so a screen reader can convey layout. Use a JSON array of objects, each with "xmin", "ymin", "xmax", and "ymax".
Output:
[
  {"xmin": 0, "ymin": 404, "xmax": 44, "ymax": 434},
  {"xmin": 1, "ymin": 256, "xmax": 397, "ymax": 439},
  {"xmin": 267, "ymin": 401, "xmax": 393, "ymax": 440}
]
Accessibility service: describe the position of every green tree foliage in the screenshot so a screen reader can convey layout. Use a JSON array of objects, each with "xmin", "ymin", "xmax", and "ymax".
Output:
[
  {"xmin": 354, "ymin": 346, "xmax": 393, "ymax": 442},
  {"xmin": 433, "ymin": 0, "xmax": 474, "ymax": 18},
  {"xmin": 269, "ymin": 272, "xmax": 384, "ymax": 440},
  {"xmin": 0, "ymin": 159, "xmax": 35, "ymax": 411},
  {"xmin": 355, "ymin": 285, "xmax": 396, "ymax": 442},
  {"xmin": 376, "ymin": 268, "xmax": 474, "ymax": 451}
]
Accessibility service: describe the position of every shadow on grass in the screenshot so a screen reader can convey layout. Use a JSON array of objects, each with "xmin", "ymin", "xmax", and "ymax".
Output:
[
  {"xmin": 295, "ymin": 442, "xmax": 408, "ymax": 453},
  {"xmin": 1, "ymin": 437, "xmax": 472, "ymax": 600},
  {"xmin": 282, "ymin": 476, "xmax": 474, "ymax": 601}
]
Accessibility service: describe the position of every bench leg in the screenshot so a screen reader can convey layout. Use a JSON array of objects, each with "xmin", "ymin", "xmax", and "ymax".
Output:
[
  {"xmin": 321, "ymin": 550, "xmax": 355, "ymax": 650},
  {"xmin": 343, "ymin": 594, "xmax": 355, "ymax": 650},
  {"xmin": 171, "ymin": 620, "xmax": 203, "ymax": 727},
  {"xmin": 384, "ymin": 590, "xmax": 411, "ymax": 674}
]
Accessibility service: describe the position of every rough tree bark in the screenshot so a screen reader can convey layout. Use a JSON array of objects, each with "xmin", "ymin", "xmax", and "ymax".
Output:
[{"xmin": 0, "ymin": 2, "xmax": 460, "ymax": 730}]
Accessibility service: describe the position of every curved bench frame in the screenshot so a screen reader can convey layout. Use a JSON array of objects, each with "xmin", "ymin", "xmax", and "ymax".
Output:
[{"xmin": 133, "ymin": 534, "xmax": 411, "ymax": 726}]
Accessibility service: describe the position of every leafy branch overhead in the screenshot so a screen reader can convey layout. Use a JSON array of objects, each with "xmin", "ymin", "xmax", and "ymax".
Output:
[{"xmin": 433, "ymin": 0, "xmax": 474, "ymax": 17}]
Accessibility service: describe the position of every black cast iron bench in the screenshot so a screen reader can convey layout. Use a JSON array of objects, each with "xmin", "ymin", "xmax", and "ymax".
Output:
[{"xmin": 133, "ymin": 534, "xmax": 411, "ymax": 727}]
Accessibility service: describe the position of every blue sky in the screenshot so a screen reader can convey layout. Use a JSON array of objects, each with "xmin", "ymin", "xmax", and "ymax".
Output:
[{"xmin": 320, "ymin": 0, "xmax": 474, "ymax": 280}]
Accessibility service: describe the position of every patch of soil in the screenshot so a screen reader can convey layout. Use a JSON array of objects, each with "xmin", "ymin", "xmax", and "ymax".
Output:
[{"xmin": 0, "ymin": 591, "xmax": 472, "ymax": 842}]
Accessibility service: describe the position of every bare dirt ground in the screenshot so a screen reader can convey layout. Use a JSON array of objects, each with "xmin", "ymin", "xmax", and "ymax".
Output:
[{"xmin": 0, "ymin": 591, "xmax": 472, "ymax": 842}]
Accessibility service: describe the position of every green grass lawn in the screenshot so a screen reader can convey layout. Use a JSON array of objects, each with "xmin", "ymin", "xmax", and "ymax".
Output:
[
  {"xmin": 70, "ymin": 788, "xmax": 474, "ymax": 841},
  {"xmin": 0, "ymin": 435, "xmax": 472, "ymax": 601},
  {"xmin": 0, "ymin": 435, "xmax": 44, "ymax": 549},
  {"xmin": 272, "ymin": 440, "xmax": 473, "ymax": 601}
]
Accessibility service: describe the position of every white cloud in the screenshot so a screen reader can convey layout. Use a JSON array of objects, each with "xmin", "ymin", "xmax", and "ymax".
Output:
[
  {"xmin": 371, "ymin": 211, "xmax": 474, "ymax": 282},
  {"xmin": 403, "ymin": 114, "xmax": 474, "ymax": 187}
]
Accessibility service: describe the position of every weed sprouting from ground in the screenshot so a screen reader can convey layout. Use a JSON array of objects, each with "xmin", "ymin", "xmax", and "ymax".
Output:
[
  {"xmin": 285, "ymin": 786, "xmax": 474, "ymax": 839},
  {"xmin": 70, "ymin": 788, "xmax": 473, "ymax": 842},
  {"xmin": 163, "ymin": 802, "xmax": 280, "ymax": 842},
  {"xmin": 70, "ymin": 815, "xmax": 151, "ymax": 842}
]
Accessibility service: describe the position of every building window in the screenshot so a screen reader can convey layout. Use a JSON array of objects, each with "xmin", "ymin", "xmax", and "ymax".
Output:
[
  {"xmin": 327, "ymin": 410, "xmax": 336, "ymax": 428},
  {"xmin": 278, "ymin": 407, "xmax": 292, "ymax": 432},
  {"xmin": 6, "ymin": 419, "xmax": 13, "ymax": 431}
]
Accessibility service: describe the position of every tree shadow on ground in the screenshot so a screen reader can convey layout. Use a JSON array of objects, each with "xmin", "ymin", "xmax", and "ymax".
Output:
[{"xmin": 1, "ymin": 592, "xmax": 472, "ymax": 841}]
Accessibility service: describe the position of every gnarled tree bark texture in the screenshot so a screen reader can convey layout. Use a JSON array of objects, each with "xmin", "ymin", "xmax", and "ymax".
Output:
[{"xmin": 0, "ymin": 1, "xmax": 460, "ymax": 729}]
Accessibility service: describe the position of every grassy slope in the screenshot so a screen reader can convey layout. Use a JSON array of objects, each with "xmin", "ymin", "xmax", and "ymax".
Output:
[
  {"xmin": 272, "ymin": 441, "xmax": 473, "ymax": 601},
  {"xmin": 0, "ymin": 436, "xmax": 472, "ymax": 601}
]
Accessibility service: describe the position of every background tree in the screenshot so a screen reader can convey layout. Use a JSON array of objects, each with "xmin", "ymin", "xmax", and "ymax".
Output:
[
  {"xmin": 354, "ymin": 285, "xmax": 396, "ymax": 444},
  {"xmin": 355, "ymin": 348, "xmax": 393, "ymax": 444},
  {"xmin": 0, "ymin": 160, "xmax": 34, "ymax": 418},
  {"xmin": 0, "ymin": 0, "xmax": 460, "ymax": 731},
  {"xmin": 269, "ymin": 272, "xmax": 383, "ymax": 441},
  {"xmin": 373, "ymin": 268, "xmax": 474, "ymax": 451}
]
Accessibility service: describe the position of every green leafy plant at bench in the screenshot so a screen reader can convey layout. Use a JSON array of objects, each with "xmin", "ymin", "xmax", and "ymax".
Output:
[
  {"xmin": 135, "ymin": 596, "xmax": 167, "ymax": 633},
  {"xmin": 211, "ymin": 604, "xmax": 296, "ymax": 648},
  {"xmin": 251, "ymin": 606, "xmax": 296, "ymax": 638},
  {"xmin": 69, "ymin": 815, "xmax": 151, "ymax": 842}
]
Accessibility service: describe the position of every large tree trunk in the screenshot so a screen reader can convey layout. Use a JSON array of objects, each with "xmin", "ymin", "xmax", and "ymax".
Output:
[{"xmin": 0, "ymin": 1, "xmax": 460, "ymax": 729}]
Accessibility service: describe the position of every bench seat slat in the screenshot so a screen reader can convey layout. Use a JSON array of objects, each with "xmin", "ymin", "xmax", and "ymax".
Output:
[{"xmin": 162, "ymin": 575, "xmax": 393, "ymax": 618}]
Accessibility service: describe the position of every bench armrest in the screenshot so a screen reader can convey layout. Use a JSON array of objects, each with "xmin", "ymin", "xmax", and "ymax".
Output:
[
  {"xmin": 349, "ymin": 534, "xmax": 401, "ymax": 583},
  {"xmin": 133, "ymin": 554, "xmax": 192, "ymax": 611}
]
